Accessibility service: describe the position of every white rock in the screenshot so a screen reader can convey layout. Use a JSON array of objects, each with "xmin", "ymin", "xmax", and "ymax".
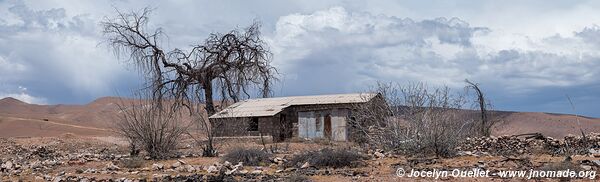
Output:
[
  {"xmin": 172, "ymin": 161, "xmax": 181, "ymax": 168},
  {"xmin": 374, "ymin": 152, "xmax": 385, "ymax": 158},
  {"xmin": 581, "ymin": 165, "xmax": 592, "ymax": 171},
  {"xmin": 206, "ymin": 165, "xmax": 218, "ymax": 173},
  {"xmin": 251, "ymin": 170, "xmax": 262, "ymax": 174},
  {"xmin": 2, "ymin": 161, "xmax": 13, "ymax": 169},
  {"xmin": 52, "ymin": 177, "xmax": 62, "ymax": 182},
  {"xmin": 223, "ymin": 161, "xmax": 232, "ymax": 168},
  {"xmin": 185, "ymin": 165, "xmax": 195, "ymax": 172},
  {"xmin": 301, "ymin": 162, "xmax": 310, "ymax": 169},
  {"xmin": 233, "ymin": 162, "xmax": 243, "ymax": 169},
  {"xmin": 106, "ymin": 162, "xmax": 120, "ymax": 170},
  {"xmin": 152, "ymin": 163, "xmax": 164, "ymax": 170},
  {"xmin": 225, "ymin": 168, "xmax": 237, "ymax": 175}
]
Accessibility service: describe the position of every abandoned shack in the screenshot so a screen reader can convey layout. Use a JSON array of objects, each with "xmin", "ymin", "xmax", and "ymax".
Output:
[{"xmin": 209, "ymin": 93, "xmax": 383, "ymax": 142}]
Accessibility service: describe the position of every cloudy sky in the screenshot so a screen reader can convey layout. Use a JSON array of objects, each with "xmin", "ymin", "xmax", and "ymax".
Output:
[{"xmin": 1, "ymin": 0, "xmax": 599, "ymax": 117}]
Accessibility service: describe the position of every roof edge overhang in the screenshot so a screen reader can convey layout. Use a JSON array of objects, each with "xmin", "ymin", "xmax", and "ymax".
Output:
[{"xmin": 208, "ymin": 93, "xmax": 378, "ymax": 119}]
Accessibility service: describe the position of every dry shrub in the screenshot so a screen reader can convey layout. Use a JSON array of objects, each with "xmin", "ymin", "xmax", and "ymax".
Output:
[
  {"xmin": 116, "ymin": 93, "xmax": 189, "ymax": 160},
  {"xmin": 288, "ymin": 148, "xmax": 366, "ymax": 168},
  {"xmin": 351, "ymin": 82, "xmax": 478, "ymax": 157},
  {"xmin": 221, "ymin": 147, "xmax": 272, "ymax": 166}
]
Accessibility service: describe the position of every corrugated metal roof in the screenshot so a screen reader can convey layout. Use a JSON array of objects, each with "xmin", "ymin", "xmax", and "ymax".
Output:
[{"xmin": 209, "ymin": 93, "xmax": 377, "ymax": 118}]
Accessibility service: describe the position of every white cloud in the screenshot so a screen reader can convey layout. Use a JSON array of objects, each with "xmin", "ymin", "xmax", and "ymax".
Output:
[
  {"xmin": 0, "ymin": 86, "xmax": 46, "ymax": 104},
  {"xmin": 269, "ymin": 7, "xmax": 600, "ymax": 95},
  {"xmin": 0, "ymin": 55, "xmax": 26, "ymax": 75}
]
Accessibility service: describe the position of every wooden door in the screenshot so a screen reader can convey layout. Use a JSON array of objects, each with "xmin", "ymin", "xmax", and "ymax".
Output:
[
  {"xmin": 279, "ymin": 114, "xmax": 289, "ymax": 141},
  {"xmin": 324, "ymin": 114, "xmax": 332, "ymax": 139}
]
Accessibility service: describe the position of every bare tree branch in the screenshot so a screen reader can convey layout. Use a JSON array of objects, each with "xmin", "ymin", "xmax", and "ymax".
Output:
[{"xmin": 102, "ymin": 8, "xmax": 277, "ymax": 116}]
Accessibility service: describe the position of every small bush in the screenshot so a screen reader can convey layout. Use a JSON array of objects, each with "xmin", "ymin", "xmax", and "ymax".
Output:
[
  {"xmin": 286, "ymin": 174, "xmax": 312, "ymax": 182},
  {"xmin": 116, "ymin": 93, "xmax": 188, "ymax": 160},
  {"xmin": 288, "ymin": 148, "xmax": 366, "ymax": 168},
  {"xmin": 119, "ymin": 157, "xmax": 145, "ymax": 168},
  {"xmin": 221, "ymin": 148, "xmax": 272, "ymax": 166}
]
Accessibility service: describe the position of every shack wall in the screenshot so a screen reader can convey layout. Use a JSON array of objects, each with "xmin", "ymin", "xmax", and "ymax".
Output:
[
  {"xmin": 211, "ymin": 116, "xmax": 276, "ymax": 137},
  {"xmin": 296, "ymin": 107, "xmax": 349, "ymax": 141}
]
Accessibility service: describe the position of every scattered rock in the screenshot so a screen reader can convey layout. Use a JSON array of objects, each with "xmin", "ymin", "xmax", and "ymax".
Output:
[
  {"xmin": 458, "ymin": 134, "xmax": 600, "ymax": 156},
  {"xmin": 106, "ymin": 162, "xmax": 120, "ymax": 171},
  {"xmin": 2, "ymin": 161, "xmax": 13, "ymax": 170},
  {"xmin": 592, "ymin": 160, "xmax": 600, "ymax": 167},
  {"xmin": 233, "ymin": 162, "xmax": 243, "ymax": 169},
  {"xmin": 581, "ymin": 165, "xmax": 592, "ymax": 170},
  {"xmin": 206, "ymin": 165, "xmax": 218, "ymax": 173},
  {"xmin": 225, "ymin": 168, "xmax": 237, "ymax": 175},
  {"xmin": 374, "ymin": 151, "xmax": 385, "ymax": 158},
  {"xmin": 185, "ymin": 165, "xmax": 195, "ymax": 173},
  {"xmin": 152, "ymin": 163, "xmax": 164, "ymax": 171},
  {"xmin": 223, "ymin": 161, "xmax": 232, "ymax": 168},
  {"xmin": 301, "ymin": 162, "xmax": 311, "ymax": 169},
  {"xmin": 52, "ymin": 176, "xmax": 62, "ymax": 182},
  {"xmin": 172, "ymin": 161, "xmax": 181, "ymax": 168}
]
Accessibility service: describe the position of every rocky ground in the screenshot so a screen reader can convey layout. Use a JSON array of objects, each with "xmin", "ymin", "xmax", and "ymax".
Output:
[{"xmin": 1, "ymin": 134, "xmax": 599, "ymax": 182}]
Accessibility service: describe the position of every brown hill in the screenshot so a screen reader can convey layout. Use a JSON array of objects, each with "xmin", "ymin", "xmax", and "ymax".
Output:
[
  {"xmin": 0, "ymin": 97, "xmax": 598, "ymax": 138},
  {"xmin": 0, "ymin": 97, "xmax": 136, "ymax": 137},
  {"xmin": 492, "ymin": 111, "xmax": 600, "ymax": 138}
]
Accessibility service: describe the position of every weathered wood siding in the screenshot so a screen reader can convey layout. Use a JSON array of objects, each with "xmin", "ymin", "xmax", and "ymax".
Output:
[{"xmin": 297, "ymin": 108, "xmax": 349, "ymax": 141}]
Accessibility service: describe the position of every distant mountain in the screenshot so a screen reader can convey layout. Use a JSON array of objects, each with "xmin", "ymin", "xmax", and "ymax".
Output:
[
  {"xmin": 0, "ymin": 97, "xmax": 27, "ymax": 105},
  {"xmin": 492, "ymin": 111, "xmax": 600, "ymax": 138},
  {"xmin": 0, "ymin": 97, "xmax": 134, "ymax": 137}
]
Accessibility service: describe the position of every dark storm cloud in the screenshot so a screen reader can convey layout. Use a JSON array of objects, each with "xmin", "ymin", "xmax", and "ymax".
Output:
[
  {"xmin": 0, "ymin": 0, "xmax": 140, "ymax": 104},
  {"xmin": 0, "ymin": 0, "xmax": 598, "ymax": 117}
]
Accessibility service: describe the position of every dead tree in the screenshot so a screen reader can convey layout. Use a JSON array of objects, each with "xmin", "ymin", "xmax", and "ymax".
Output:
[
  {"xmin": 102, "ymin": 8, "xmax": 277, "ymax": 116},
  {"xmin": 465, "ymin": 79, "xmax": 491, "ymax": 137},
  {"xmin": 103, "ymin": 8, "xmax": 276, "ymax": 157}
]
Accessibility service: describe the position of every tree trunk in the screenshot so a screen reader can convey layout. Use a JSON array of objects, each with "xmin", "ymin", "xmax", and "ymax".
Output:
[
  {"xmin": 476, "ymin": 88, "xmax": 488, "ymax": 136},
  {"xmin": 203, "ymin": 81, "xmax": 216, "ymax": 116}
]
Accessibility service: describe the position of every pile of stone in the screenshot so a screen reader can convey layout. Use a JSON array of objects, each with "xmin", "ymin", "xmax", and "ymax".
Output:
[
  {"xmin": 366, "ymin": 149, "xmax": 388, "ymax": 159},
  {"xmin": 150, "ymin": 160, "xmax": 199, "ymax": 173},
  {"xmin": 0, "ymin": 139, "xmax": 28, "ymax": 158},
  {"xmin": 457, "ymin": 133, "xmax": 600, "ymax": 156}
]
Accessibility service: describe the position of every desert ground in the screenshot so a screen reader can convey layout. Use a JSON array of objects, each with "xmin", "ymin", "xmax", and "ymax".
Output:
[{"xmin": 1, "ymin": 97, "xmax": 599, "ymax": 181}]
